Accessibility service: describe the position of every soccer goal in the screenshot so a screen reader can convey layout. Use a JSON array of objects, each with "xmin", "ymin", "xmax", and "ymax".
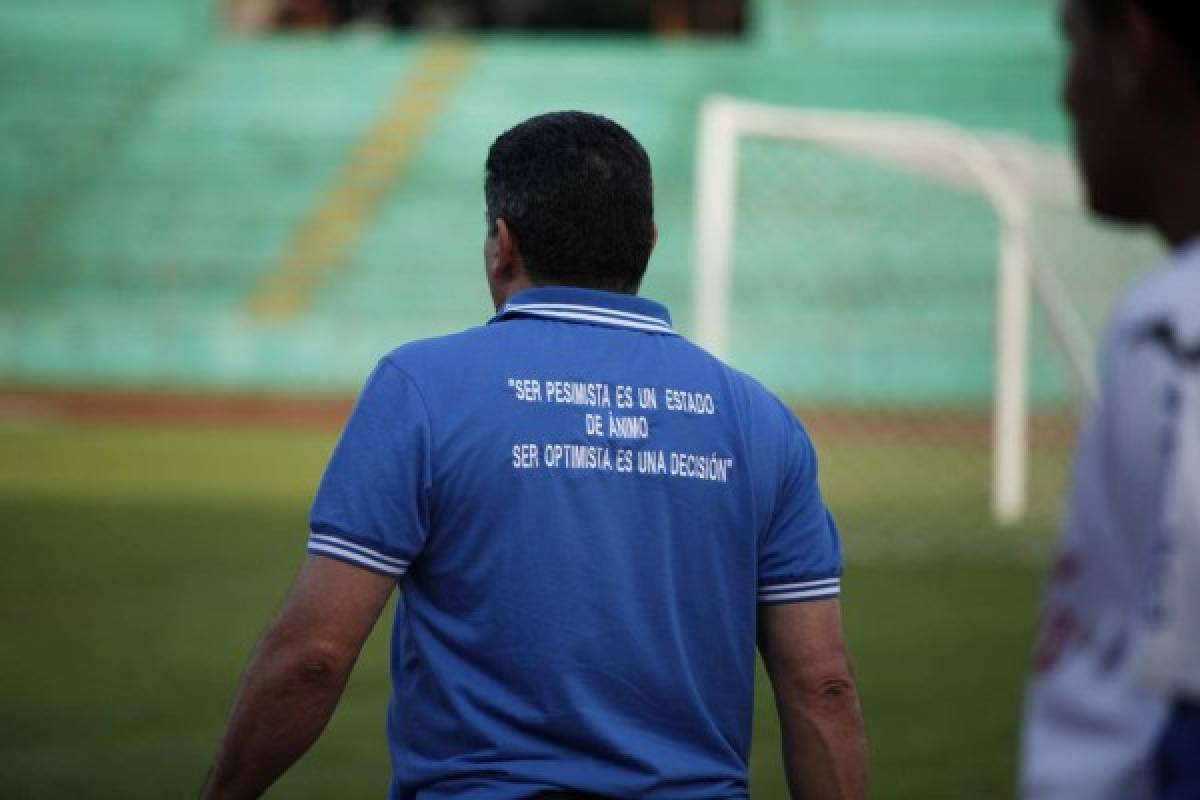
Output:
[{"xmin": 692, "ymin": 96, "xmax": 1158, "ymax": 536}]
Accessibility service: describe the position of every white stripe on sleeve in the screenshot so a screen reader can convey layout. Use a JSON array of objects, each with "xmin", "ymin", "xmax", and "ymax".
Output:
[
  {"xmin": 307, "ymin": 533, "xmax": 409, "ymax": 577},
  {"xmin": 758, "ymin": 577, "xmax": 841, "ymax": 604}
]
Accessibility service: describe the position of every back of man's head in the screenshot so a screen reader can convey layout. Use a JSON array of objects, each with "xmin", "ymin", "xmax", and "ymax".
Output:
[{"xmin": 485, "ymin": 111, "xmax": 655, "ymax": 294}]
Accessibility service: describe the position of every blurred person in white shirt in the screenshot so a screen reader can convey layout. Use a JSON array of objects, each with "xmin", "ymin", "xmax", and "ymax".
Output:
[{"xmin": 1021, "ymin": 1, "xmax": 1200, "ymax": 798}]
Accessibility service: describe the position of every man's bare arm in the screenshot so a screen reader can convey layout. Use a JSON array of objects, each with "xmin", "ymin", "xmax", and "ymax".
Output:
[
  {"xmin": 759, "ymin": 598, "xmax": 867, "ymax": 800},
  {"xmin": 201, "ymin": 556, "xmax": 396, "ymax": 800}
]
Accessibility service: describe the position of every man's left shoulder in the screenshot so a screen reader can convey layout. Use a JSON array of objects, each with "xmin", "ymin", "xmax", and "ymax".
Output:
[{"xmin": 677, "ymin": 338, "xmax": 807, "ymax": 427}]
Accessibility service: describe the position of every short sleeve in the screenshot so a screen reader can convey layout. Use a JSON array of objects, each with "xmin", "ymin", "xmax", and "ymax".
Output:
[
  {"xmin": 757, "ymin": 409, "xmax": 843, "ymax": 605},
  {"xmin": 307, "ymin": 359, "xmax": 432, "ymax": 579}
]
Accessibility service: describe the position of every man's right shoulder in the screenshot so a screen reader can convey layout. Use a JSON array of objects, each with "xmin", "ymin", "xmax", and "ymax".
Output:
[{"xmin": 376, "ymin": 325, "xmax": 496, "ymax": 379}]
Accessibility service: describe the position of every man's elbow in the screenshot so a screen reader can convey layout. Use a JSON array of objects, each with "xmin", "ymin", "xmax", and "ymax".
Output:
[
  {"xmin": 293, "ymin": 650, "xmax": 346, "ymax": 688},
  {"xmin": 777, "ymin": 662, "xmax": 862, "ymax": 719},
  {"xmin": 261, "ymin": 630, "xmax": 358, "ymax": 691},
  {"xmin": 800, "ymin": 674, "xmax": 860, "ymax": 717}
]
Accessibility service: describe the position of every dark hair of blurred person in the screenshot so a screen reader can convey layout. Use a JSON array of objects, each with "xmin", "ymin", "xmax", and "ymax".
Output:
[{"xmin": 1065, "ymin": 0, "xmax": 1200, "ymax": 244}]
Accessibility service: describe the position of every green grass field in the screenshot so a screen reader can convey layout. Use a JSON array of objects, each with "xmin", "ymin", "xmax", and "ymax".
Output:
[{"xmin": 0, "ymin": 423, "xmax": 1050, "ymax": 798}]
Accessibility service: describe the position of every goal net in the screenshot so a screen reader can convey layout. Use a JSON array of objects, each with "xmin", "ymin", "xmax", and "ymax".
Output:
[{"xmin": 692, "ymin": 97, "xmax": 1160, "ymax": 555}]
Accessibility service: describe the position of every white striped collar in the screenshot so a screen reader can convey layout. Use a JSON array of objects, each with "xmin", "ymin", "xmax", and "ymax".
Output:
[{"xmin": 491, "ymin": 287, "xmax": 677, "ymax": 335}]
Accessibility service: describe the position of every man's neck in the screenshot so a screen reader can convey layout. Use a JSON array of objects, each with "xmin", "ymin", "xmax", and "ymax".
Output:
[
  {"xmin": 504, "ymin": 282, "xmax": 640, "ymax": 303},
  {"xmin": 1149, "ymin": 123, "xmax": 1200, "ymax": 250}
]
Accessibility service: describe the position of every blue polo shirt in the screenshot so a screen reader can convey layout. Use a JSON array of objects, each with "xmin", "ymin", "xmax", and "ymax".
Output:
[{"xmin": 308, "ymin": 287, "xmax": 843, "ymax": 799}]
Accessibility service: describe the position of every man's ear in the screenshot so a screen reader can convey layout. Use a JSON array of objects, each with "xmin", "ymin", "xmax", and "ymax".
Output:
[
  {"xmin": 651, "ymin": 223, "xmax": 659, "ymax": 254},
  {"xmin": 488, "ymin": 218, "xmax": 532, "ymax": 305},
  {"xmin": 488, "ymin": 218, "xmax": 517, "ymax": 281},
  {"xmin": 1115, "ymin": 3, "xmax": 1159, "ymax": 103}
]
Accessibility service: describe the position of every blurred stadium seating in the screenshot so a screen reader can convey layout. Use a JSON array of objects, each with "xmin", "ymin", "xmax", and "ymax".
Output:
[{"xmin": 1, "ymin": 0, "xmax": 1070, "ymax": 393}]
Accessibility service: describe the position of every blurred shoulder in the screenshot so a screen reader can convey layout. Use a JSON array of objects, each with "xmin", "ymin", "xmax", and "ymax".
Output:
[{"xmin": 1112, "ymin": 243, "xmax": 1200, "ymax": 347}]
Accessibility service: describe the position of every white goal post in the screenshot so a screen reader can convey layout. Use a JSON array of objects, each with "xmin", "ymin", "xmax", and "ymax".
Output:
[{"xmin": 691, "ymin": 96, "xmax": 1109, "ymax": 526}]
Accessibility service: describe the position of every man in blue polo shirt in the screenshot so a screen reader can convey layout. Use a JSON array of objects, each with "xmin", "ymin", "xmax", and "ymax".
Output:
[{"xmin": 203, "ymin": 111, "xmax": 866, "ymax": 799}]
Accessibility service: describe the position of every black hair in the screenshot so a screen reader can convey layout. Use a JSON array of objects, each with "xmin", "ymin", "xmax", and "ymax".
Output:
[
  {"xmin": 484, "ymin": 111, "xmax": 655, "ymax": 294},
  {"xmin": 1084, "ymin": 0, "xmax": 1200, "ymax": 85}
]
